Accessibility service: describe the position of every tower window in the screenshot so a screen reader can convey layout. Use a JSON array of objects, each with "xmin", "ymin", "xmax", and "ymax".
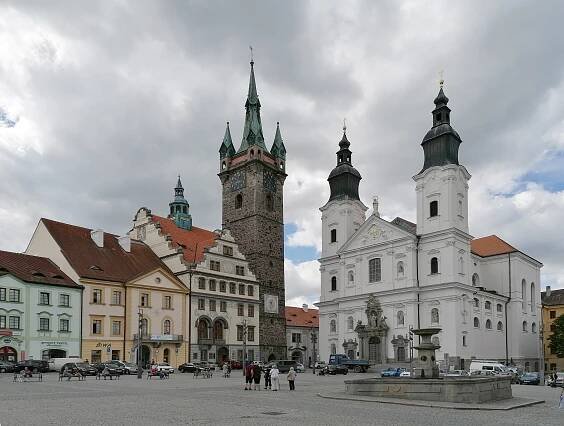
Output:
[
  {"xmin": 266, "ymin": 194, "xmax": 274, "ymax": 212},
  {"xmin": 331, "ymin": 276, "xmax": 337, "ymax": 292},
  {"xmin": 430, "ymin": 257, "xmax": 439, "ymax": 274},
  {"xmin": 170, "ymin": 206, "xmax": 173, "ymax": 215},
  {"xmin": 183, "ymin": 206, "xmax": 187, "ymax": 214},
  {"xmin": 330, "ymin": 229, "xmax": 337, "ymax": 243},
  {"xmin": 235, "ymin": 194, "xmax": 243, "ymax": 209},
  {"xmin": 430, "ymin": 200, "xmax": 438, "ymax": 217}
]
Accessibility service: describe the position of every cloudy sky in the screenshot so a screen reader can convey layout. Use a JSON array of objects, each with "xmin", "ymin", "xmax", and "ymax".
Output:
[{"xmin": 1, "ymin": 1, "xmax": 563, "ymax": 307}]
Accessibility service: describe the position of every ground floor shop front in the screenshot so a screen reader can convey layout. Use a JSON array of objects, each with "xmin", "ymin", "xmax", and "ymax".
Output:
[{"xmin": 1, "ymin": 334, "xmax": 80, "ymax": 362}]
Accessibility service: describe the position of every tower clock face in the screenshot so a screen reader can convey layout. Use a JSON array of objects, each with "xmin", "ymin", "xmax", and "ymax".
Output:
[
  {"xmin": 230, "ymin": 170, "xmax": 246, "ymax": 192},
  {"xmin": 263, "ymin": 170, "xmax": 277, "ymax": 192},
  {"xmin": 264, "ymin": 294, "xmax": 279, "ymax": 313}
]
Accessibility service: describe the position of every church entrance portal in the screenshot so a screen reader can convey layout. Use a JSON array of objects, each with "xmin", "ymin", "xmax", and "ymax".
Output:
[{"xmin": 368, "ymin": 336, "xmax": 381, "ymax": 364}]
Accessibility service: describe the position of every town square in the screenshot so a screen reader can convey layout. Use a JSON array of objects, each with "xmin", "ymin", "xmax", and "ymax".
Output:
[{"xmin": 1, "ymin": 1, "xmax": 564, "ymax": 425}]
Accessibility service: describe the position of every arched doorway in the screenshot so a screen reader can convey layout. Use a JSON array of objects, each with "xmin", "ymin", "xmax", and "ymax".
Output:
[
  {"xmin": 291, "ymin": 351, "xmax": 302, "ymax": 363},
  {"xmin": 368, "ymin": 336, "xmax": 381, "ymax": 364},
  {"xmin": 0, "ymin": 346, "xmax": 17, "ymax": 363},
  {"xmin": 268, "ymin": 353, "xmax": 276, "ymax": 362},
  {"xmin": 140, "ymin": 345, "xmax": 151, "ymax": 368},
  {"xmin": 42, "ymin": 349, "xmax": 67, "ymax": 360},
  {"xmin": 397, "ymin": 346, "xmax": 406, "ymax": 362},
  {"xmin": 217, "ymin": 347, "xmax": 229, "ymax": 364}
]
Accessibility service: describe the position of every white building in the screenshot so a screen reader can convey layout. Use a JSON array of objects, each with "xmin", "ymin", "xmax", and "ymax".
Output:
[
  {"xmin": 285, "ymin": 305, "xmax": 319, "ymax": 366},
  {"xmin": 317, "ymin": 86, "xmax": 542, "ymax": 372},
  {"xmin": 131, "ymin": 177, "xmax": 260, "ymax": 364}
]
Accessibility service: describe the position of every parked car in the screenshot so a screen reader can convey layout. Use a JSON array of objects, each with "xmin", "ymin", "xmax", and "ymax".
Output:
[
  {"xmin": 178, "ymin": 363, "xmax": 198, "ymax": 373},
  {"xmin": 61, "ymin": 362, "xmax": 98, "ymax": 376},
  {"xmin": 195, "ymin": 362, "xmax": 215, "ymax": 371},
  {"xmin": 295, "ymin": 363, "xmax": 305, "ymax": 373},
  {"xmin": 445, "ymin": 370, "xmax": 470, "ymax": 377},
  {"xmin": 469, "ymin": 360, "xmax": 511, "ymax": 376},
  {"xmin": 314, "ymin": 361, "xmax": 327, "ymax": 369},
  {"xmin": 48, "ymin": 357, "xmax": 84, "ymax": 372},
  {"xmin": 0, "ymin": 361, "xmax": 15, "ymax": 373},
  {"xmin": 380, "ymin": 368, "xmax": 404, "ymax": 377},
  {"xmin": 517, "ymin": 372, "xmax": 540, "ymax": 385},
  {"xmin": 327, "ymin": 364, "xmax": 348, "ymax": 375},
  {"xmin": 329, "ymin": 354, "xmax": 369, "ymax": 373},
  {"xmin": 92, "ymin": 362, "xmax": 124, "ymax": 375},
  {"xmin": 108, "ymin": 360, "xmax": 139, "ymax": 375},
  {"xmin": 14, "ymin": 360, "xmax": 50, "ymax": 373},
  {"xmin": 275, "ymin": 360, "xmax": 298, "ymax": 373},
  {"xmin": 399, "ymin": 370, "xmax": 412, "ymax": 377},
  {"xmin": 155, "ymin": 363, "xmax": 174, "ymax": 374}
]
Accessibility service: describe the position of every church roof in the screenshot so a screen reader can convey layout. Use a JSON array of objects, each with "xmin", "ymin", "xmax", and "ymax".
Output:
[
  {"xmin": 0, "ymin": 250, "xmax": 80, "ymax": 288},
  {"xmin": 285, "ymin": 306, "xmax": 319, "ymax": 328},
  {"xmin": 40, "ymin": 218, "xmax": 171, "ymax": 283},
  {"xmin": 470, "ymin": 235, "xmax": 517, "ymax": 257},
  {"xmin": 151, "ymin": 215, "xmax": 217, "ymax": 264},
  {"xmin": 390, "ymin": 217, "xmax": 417, "ymax": 234},
  {"xmin": 541, "ymin": 288, "xmax": 564, "ymax": 306}
]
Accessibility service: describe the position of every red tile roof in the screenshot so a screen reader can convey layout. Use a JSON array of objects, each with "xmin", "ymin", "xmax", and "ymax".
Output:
[
  {"xmin": 471, "ymin": 235, "xmax": 517, "ymax": 257},
  {"xmin": 151, "ymin": 215, "xmax": 217, "ymax": 264},
  {"xmin": 0, "ymin": 250, "xmax": 80, "ymax": 288},
  {"xmin": 41, "ymin": 218, "xmax": 173, "ymax": 283},
  {"xmin": 285, "ymin": 306, "xmax": 319, "ymax": 328}
]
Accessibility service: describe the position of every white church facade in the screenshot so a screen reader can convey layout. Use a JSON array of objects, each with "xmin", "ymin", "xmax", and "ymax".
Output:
[{"xmin": 316, "ymin": 85, "xmax": 542, "ymax": 372}]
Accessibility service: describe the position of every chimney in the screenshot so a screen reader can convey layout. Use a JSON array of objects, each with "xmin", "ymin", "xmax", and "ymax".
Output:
[
  {"xmin": 302, "ymin": 303, "xmax": 309, "ymax": 312},
  {"xmin": 546, "ymin": 285, "xmax": 551, "ymax": 297},
  {"xmin": 119, "ymin": 236, "xmax": 131, "ymax": 252},
  {"xmin": 90, "ymin": 229, "xmax": 104, "ymax": 248}
]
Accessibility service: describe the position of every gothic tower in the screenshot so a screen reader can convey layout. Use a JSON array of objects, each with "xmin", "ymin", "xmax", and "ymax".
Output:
[
  {"xmin": 168, "ymin": 175, "xmax": 193, "ymax": 230},
  {"xmin": 218, "ymin": 60, "xmax": 287, "ymax": 361}
]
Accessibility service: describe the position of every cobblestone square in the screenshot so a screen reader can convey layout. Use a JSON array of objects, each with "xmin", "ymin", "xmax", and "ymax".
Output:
[{"xmin": 1, "ymin": 371, "xmax": 563, "ymax": 425}]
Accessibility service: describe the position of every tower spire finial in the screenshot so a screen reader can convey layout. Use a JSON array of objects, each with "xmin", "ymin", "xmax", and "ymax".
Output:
[
  {"xmin": 249, "ymin": 45, "xmax": 254, "ymax": 65},
  {"xmin": 438, "ymin": 69, "xmax": 444, "ymax": 88},
  {"xmin": 343, "ymin": 118, "xmax": 347, "ymax": 134}
]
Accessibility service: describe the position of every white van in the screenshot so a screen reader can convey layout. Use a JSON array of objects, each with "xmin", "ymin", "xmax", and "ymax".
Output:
[
  {"xmin": 48, "ymin": 357, "xmax": 84, "ymax": 372},
  {"xmin": 469, "ymin": 360, "xmax": 510, "ymax": 376}
]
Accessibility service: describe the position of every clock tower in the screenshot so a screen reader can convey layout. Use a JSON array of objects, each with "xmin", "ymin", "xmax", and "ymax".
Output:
[{"xmin": 218, "ymin": 60, "xmax": 287, "ymax": 362}]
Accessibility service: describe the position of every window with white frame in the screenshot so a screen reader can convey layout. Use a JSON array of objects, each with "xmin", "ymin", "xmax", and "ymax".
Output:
[{"xmin": 368, "ymin": 258, "xmax": 381, "ymax": 283}]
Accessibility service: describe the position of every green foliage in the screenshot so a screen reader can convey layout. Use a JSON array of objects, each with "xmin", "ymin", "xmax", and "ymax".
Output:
[{"xmin": 548, "ymin": 314, "xmax": 564, "ymax": 358}]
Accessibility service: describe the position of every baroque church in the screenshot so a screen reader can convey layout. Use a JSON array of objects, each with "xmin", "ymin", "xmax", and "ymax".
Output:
[{"xmin": 317, "ymin": 84, "xmax": 542, "ymax": 371}]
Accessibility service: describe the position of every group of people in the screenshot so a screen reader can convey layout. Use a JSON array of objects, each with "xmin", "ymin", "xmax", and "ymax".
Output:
[{"xmin": 243, "ymin": 364, "xmax": 296, "ymax": 391}]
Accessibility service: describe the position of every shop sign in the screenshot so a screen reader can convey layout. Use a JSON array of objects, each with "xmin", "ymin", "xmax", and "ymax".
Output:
[
  {"xmin": 40, "ymin": 341, "xmax": 68, "ymax": 346},
  {"xmin": 150, "ymin": 335, "xmax": 176, "ymax": 341}
]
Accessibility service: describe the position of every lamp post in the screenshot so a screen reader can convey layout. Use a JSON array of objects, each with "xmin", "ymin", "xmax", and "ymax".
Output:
[
  {"xmin": 137, "ymin": 309, "xmax": 144, "ymax": 379},
  {"xmin": 408, "ymin": 326, "xmax": 414, "ymax": 377},
  {"xmin": 311, "ymin": 330, "xmax": 317, "ymax": 374},
  {"xmin": 240, "ymin": 319, "xmax": 248, "ymax": 377}
]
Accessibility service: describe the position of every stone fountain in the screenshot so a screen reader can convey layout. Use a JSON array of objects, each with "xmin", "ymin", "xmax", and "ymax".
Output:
[{"xmin": 344, "ymin": 327, "xmax": 512, "ymax": 404}]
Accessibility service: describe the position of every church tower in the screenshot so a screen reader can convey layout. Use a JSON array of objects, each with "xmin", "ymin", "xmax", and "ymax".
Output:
[
  {"xmin": 168, "ymin": 176, "xmax": 193, "ymax": 230},
  {"xmin": 320, "ymin": 125, "xmax": 367, "ymax": 259},
  {"xmin": 218, "ymin": 60, "xmax": 287, "ymax": 361}
]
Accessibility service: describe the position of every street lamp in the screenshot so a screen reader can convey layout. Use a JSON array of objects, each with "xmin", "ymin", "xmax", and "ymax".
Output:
[
  {"xmin": 137, "ymin": 309, "xmax": 144, "ymax": 379},
  {"xmin": 408, "ymin": 326, "xmax": 414, "ymax": 377},
  {"xmin": 240, "ymin": 319, "xmax": 248, "ymax": 377}
]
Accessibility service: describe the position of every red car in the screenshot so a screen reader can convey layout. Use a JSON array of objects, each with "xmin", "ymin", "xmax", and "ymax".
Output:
[{"xmin": 229, "ymin": 360, "xmax": 242, "ymax": 369}]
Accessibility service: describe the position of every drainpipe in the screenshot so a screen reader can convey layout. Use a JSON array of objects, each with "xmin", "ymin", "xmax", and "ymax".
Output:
[
  {"xmin": 123, "ymin": 286, "xmax": 127, "ymax": 362},
  {"xmin": 80, "ymin": 286, "xmax": 84, "ymax": 358},
  {"xmin": 415, "ymin": 236, "xmax": 421, "ymax": 331},
  {"xmin": 504, "ymin": 252, "xmax": 512, "ymax": 366},
  {"xmin": 187, "ymin": 242, "xmax": 198, "ymax": 363}
]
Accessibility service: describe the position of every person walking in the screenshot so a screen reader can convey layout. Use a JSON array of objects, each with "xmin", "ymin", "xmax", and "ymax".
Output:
[
  {"xmin": 270, "ymin": 365, "xmax": 280, "ymax": 391},
  {"xmin": 223, "ymin": 362, "xmax": 229, "ymax": 378},
  {"xmin": 264, "ymin": 366, "xmax": 271, "ymax": 390},
  {"xmin": 244, "ymin": 363, "xmax": 253, "ymax": 390},
  {"xmin": 253, "ymin": 364, "xmax": 262, "ymax": 390},
  {"xmin": 287, "ymin": 367, "xmax": 296, "ymax": 391}
]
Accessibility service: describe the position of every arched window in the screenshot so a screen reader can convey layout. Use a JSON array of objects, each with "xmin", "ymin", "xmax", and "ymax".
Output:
[
  {"xmin": 330, "ymin": 343, "xmax": 337, "ymax": 355},
  {"xmin": 235, "ymin": 194, "xmax": 243, "ymax": 209},
  {"xmin": 473, "ymin": 317, "xmax": 480, "ymax": 328},
  {"xmin": 198, "ymin": 318, "xmax": 209, "ymax": 339},
  {"xmin": 496, "ymin": 303, "xmax": 503, "ymax": 313},
  {"xmin": 485, "ymin": 319, "xmax": 492, "ymax": 329},
  {"xmin": 397, "ymin": 261, "xmax": 404, "ymax": 278},
  {"xmin": 472, "ymin": 273, "xmax": 479, "ymax": 286},
  {"xmin": 485, "ymin": 301, "xmax": 491, "ymax": 310},
  {"xmin": 265, "ymin": 194, "xmax": 274, "ymax": 211},
  {"xmin": 521, "ymin": 279, "xmax": 527, "ymax": 310},
  {"xmin": 330, "ymin": 229, "xmax": 337, "ymax": 243},
  {"xmin": 531, "ymin": 322, "xmax": 537, "ymax": 333},
  {"xmin": 431, "ymin": 308, "xmax": 439, "ymax": 324},
  {"xmin": 473, "ymin": 298, "xmax": 479, "ymax": 308},
  {"xmin": 348, "ymin": 271, "xmax": 354, "ymax": 284},
  {"xmin": 430, "ymin": 200, "xmax": 438, "ymax": 217},
  {"xmin": 462, "ymin": 335, "xmax": 467, "ymax": 346},
  {"xmin": 330, "ymin": 319, "xmax": 336, "ymax": 333},
  {"xmin": 331, "ymin": 276, "xmax": 337, "ymax": 292},
  {"xmin": 522, "ymin": 321, "xmax": 527, "ymax": 332},
  {"xmin": 213, "ymin": 320, "xmax": 224, "ymax": 340},
  {"xmin": 530, "ymin": 282, "xmax": 535, "ymax": 312},
  {"xmin": 397, "ymin": 311, "xmax": 404, "ymax": 326},
  {"xmin": 347, "ymin": 316, "xmax": 354, "ymax": 331},
  {"xmin": 163, "ymin": 319, "xmax": 171, "ymax": 335},
  {"xmin": 430, "ymin": 257, "xmax": 439, "ymax": 274},
  {"xmin": 497, "ymin": 321, "xmax": 503, "ymax": 331}
]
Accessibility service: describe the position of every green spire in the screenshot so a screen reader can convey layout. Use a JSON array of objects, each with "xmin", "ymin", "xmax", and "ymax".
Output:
[
  {"xmin": 270, "ymin": 122, "xmax": 286, "ymax": 159},
  {"xmin": 238, "ymin": 60, "xmax": 267, "ymax": 153},
  {"xmin": 219, "ymin": 121, "xmax": 236, "ymax": 159}
]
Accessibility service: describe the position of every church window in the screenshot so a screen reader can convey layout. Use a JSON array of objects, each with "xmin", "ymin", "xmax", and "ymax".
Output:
[
  {"xmin": 497, "ymin": 321, "xmax": 503, "ymax": 331},
  {"xmin": 522, "ymin": 321, "xmax": 527, "ymax": 332},
  {"xmin": 348, "ymin": 271, "xmax": 354, "ymax": 284},
  {"xmin": 430, "ymin": 257, "xmax": 439, "ymax": 274},
  {"xmin": 397, "ymin": 311, "xmax": 404, "ymax": 326},
  {"xmin": 331, "ymin": 276, "xmax": 337, "ymax": 292},
  {"xmin": 472, "ymin": 273, "xmax": 479, "ymax": 286},
  {"xmin": 531, "ymin": 322, "xmax": 537, "ymax": 333},
  {"xmin": 176, "ymin": 205, "xmax": 181, "ymax": 213},
  {"xmin": 485, "ymin": 319, "xmax": 492, "ymax": 329},
  {"xmin": 330, "ymin": 319, "xmax": 337, "ymax": 334},
  {"xmin": 183, "ymin": 206, "xmax": 187, "ymax": 214},
  {"xmin": 496, "ymin": 303, "xmax": 502, "ymax": 312},
  {"xmin": 462, "ymin": 335, "xmax": 467, "ymax": 346},
  {"xmin": 330, "ymin": 229, "xmax": 337, "ymax": 243},
  {"xmin": 368, "ymin": 258, "xmax": 382, "ymax": 283},
  {"xmin": 473, "ymin": 298, "xmax": 479, "ymax": 308},
  {"xmin": 266, "ymin": 194, "xmax": 274, "ymax": 211},
  {"xmin": 521, "ymin": 279, "xmax": 527, "ymax": 310},
  {"xmin": 473, "ymin": 317, "xmax": 480, "ymax": 328},
  {"xmin": 235, "ymin": 194, "xmax": 243, "ymax": 209},
  {"xmin": 431, "ymin": 308, "xmax": 439, "ymax": 324},
  {"xmin": 485, "ymin": 301, "xmax": 491, "ymax": 310},
  {"xmin": 347, "ymin": 316, "xmax": 354, "ymax": 331},
  {"xmin": 530, "ymin": 282, "xmax": 535, "ymax": 312},
  {"xmin": 397, "ymin": 261, "xmax": 404, "ymax": 278},
  {"xmin": 430, "ymin": 200, "xmax": 438, "ymax": 217},
  {"xmin": 279, "ymin": 162, "xmax": 284, "ymax": 170},
  {"xmin": 458, "ymin": 199, "xmax": 463, "ymax": 216}
]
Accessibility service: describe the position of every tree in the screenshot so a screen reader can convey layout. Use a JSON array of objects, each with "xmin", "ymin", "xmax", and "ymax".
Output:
[{"xmin": 548, "ymin": 314, "xmax": 564, "ymax": 358}]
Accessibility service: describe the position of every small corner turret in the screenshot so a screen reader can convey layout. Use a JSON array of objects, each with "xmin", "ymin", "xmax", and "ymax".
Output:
[{"xmin": 168, "ymin": 176, "xmax": 192, "ymax": 230}]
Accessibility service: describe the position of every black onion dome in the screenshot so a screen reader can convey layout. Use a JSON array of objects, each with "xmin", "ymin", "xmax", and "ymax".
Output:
[
  {"xmin": 327, "ymin": 130, "xmax": 362, "ymax": 202},
  {"xmin": 434, "ymin": 87, "xmax": 449, "ymax": 107}
]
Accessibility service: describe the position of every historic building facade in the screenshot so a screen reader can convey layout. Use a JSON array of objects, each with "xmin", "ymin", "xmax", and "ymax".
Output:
[
  {"xmin": 285, "ymin": 305, "xmax": 319, "ymax": 366},
  {"xmin": 0, "ymin": 251, "xmax": 82, "ymax": 362},
  {"xmin": 218, "ymin": 60, "xmax": 287, "ymax": 361},
  {"xmin": 317, "ymin": 85, "xmax": 543, "ymax": 372},
  {"xmin": 25, "ymin": 218, "xmax": 189, "ymax": 367},
  {"xmin": 131, "ymin": 177, "xmax": 260, "ymax": 364},
  {"xmin": 541, "ymin": 286, "xmax": 564, "ymax": 372}
]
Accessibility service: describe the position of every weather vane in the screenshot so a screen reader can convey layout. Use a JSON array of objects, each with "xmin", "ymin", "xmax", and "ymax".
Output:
[{"xmin": 439, "ymin": 69, "xmax": 444, "ymax": 88}]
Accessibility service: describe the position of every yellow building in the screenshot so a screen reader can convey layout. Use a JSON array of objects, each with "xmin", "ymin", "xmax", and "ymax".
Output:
[
  {"xmin": 26, "ymin": 218, "xmax": 189, "ymax": 368},
  {"xmin": 541, "ymin": 286, "xmax": 564, "ymax": 372}
]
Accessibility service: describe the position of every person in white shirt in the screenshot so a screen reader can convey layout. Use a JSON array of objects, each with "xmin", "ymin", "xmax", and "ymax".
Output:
[{"xmin": 270, "ymin": 365, "xmax": 280, "ymax": 391}]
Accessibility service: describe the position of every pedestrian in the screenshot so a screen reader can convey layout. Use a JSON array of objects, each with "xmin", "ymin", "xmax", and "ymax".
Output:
[
  {"xmin": 270, "ymin": 365, "xmax": 280, "ymax": 391},
  {"xmin": 287, "ymin": 366, "xmax": 296, "ymax": 391},
  {"xmin": 253, "ymin": 364, "xmax": 262, "ymax": 390},
  {"xmin": 244, "ymin": 363, "xmax": 253, "ymax": 390},
  {"xmin": 264, "ymin": 367, "xmax": 271, "ymax": 390},
  {"xmin": 223, "ymin": 362, "xmax": 228, "ymax": 378},
  {"xmin": 559, "ymin": 388, "xmax": 564, "ymax": 409}
]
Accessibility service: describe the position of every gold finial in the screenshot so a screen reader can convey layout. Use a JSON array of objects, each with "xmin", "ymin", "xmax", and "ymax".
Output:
[
  {"xmin": 439, "ymin": 70, "xmax": 444, "ymax": 88},
  {"xmin": 343, "ymin": 118, "xmax": 347, "ymax": 133}
]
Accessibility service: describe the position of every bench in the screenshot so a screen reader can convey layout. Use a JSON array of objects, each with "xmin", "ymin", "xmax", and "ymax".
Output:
[
  {"xmin": 13, "ymin": 372, "xmax": 43, "ymax": 383},
  {"xmin": 59, "ymin": 371, "xmax": 85, "ymax": 381},
  {"xmin": 96, "ymin": 371, "xmax": 120, "ymax": 380},
  {"xmin": 147, "ymin": 370, "xmax": 169, "ymax": 380}
]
